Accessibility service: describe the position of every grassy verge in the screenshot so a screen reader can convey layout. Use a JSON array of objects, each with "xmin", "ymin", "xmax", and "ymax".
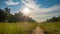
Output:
[
  {"xmin": 39, "ymin": 22, "xmax": 60, "ymax": 34},
  {"xmin": 0, "ymin": 22, "xmax": 37, "ymax": 34}
]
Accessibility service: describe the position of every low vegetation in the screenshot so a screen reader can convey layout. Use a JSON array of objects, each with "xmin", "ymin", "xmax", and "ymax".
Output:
[
  {"xmin": 0, "ymin": 22, "xmax": 37, "ymax": 34},
  {"xmin": 39, "ymin": 22, "xmax": 60, "ymax": 34}
]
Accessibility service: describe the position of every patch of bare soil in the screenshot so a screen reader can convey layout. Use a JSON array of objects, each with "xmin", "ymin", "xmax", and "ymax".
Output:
[{"xmin": 32, "ymin": 26, "xmax": 44, "ymax": 34}]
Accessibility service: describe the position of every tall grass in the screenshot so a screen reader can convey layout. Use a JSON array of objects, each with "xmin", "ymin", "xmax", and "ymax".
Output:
[
  {"xmin": 0, "ymin": 22, "xmax": 37, "ymax": 34},
  {"xmin": 39, "ymin": 22, "xmax": 60, "ymax": 34}
]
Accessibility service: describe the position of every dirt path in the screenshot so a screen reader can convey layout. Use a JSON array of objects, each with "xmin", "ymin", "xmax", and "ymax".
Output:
[{"xmin": 32, "ymin": 26, "xmax": 44, "ymax": 34}]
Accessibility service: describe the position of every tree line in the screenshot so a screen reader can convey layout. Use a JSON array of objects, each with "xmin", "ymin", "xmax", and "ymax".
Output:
[
  {"xmin": 46, "ymin": 15, "xmax": 60, "ymax": 22},
  {"xmin": 0, "ymin": 7, "xmax": 36, "ymax": 23}
]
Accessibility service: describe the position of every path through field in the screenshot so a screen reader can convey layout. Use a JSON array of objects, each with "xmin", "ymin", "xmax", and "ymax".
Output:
[{"xmin": 32, "ymin": 26, "xmax": 44, "ymax": 34}]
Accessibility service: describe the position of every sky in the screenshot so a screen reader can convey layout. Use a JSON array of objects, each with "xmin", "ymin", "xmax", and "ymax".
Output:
[{"xmin": 0, "ymin": 0, "xmax": 60, "ymax": 22}]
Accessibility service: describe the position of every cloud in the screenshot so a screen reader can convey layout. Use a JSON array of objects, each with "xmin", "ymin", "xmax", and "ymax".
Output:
[
  {"xmin": 22, "ymin": 0, "xmax": 60, "ymax": 14},
  {"xmin": 22, "ymin": 0, "xmax": 60, "ymax": 22},
  {"xmin": 30, "ymin": 5, "xmax": 60, "ymax": 22},
  {"xmin": 22, "ymin": 0, "xmax": 40, "ymax": 10},
  {"xmin": 5, "ymin": 0, "xmax": 19, "ymax": 5},
  {"xmin": 31, "ymin": 12, "xmax": 59, "ymax": 22},
  {"xmin": 30, "ymin": 5, "xmax": 60, "ymax": 15}
]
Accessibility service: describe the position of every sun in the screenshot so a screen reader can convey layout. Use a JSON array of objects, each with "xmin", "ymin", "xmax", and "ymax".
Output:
[
  {"xmin": 23, "ymin": 7, "xmax": 30, "ymax": 14},
  {"xmin": 23, "ymin": 7, "xmax": 30, "ymax": 15}
]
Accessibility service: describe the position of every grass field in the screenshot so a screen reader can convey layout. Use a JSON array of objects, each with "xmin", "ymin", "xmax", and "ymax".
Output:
[
  {"xmin": 39, "ymin": 22, "xmax": 60, "ymax": 34},
  {"xmin": 0, "ymin": 22, "xmax": 60, "ymax": 34},
  {"xmin": 0, "ymin": 22, "xmax": 37, "ymax": 34}
]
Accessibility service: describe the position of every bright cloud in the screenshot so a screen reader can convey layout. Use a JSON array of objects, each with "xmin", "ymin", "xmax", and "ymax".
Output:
[
  {"xmin": 5, "ymin": 0, "xmax": 19, "ymax": 5},
  {"xmin": 31, "ymin": 12, "xmax": 60, "ymax": 22},
  {"xmin": 31, "ymin": 5, "xmax": 60, "ymax": 15},
  {"xmin": 22, "ymin": 0, "xmax": 40, "ymax": 10},
  {"xmin": 30, "ymin": 5, "xmax": 60, "ymax": 22},
  {"xmin": 22, "ymin": 0, "xmax": 60, "ymax": 22}
]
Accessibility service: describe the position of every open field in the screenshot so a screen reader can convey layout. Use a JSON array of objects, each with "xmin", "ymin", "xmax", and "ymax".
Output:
[
  {"xmin": 0, "ymin": 22, "xmax": 60, "ymax": 34},
  {"xmin": 0, "ymin": 22, "xmax": 37, "ymax": 34},
  {"xmin": 39, "ymin": 22, "xmax": 60, "ymax": 34}
]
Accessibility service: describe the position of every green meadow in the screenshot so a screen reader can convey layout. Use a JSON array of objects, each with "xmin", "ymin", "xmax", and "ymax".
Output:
[
  {"xmin": 0, "ymin": 22, "xmax": 37, "ymax": 34},
  {"xmin": 39, "ymin": 22, "xmax": 60, "ymax": 34},
  {"xmin": 0, "ymin": 22, "xmax": 60, "ymax": 34}
]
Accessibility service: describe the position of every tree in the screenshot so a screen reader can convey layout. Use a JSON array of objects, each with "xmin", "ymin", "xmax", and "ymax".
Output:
[
  {"xmin": 8, "ymin": 11, "xmax": 24, "ymax": 22},
  {"xmin": 4, "ymin": 7, "xmax": 11, "ymax": 22},
  {"xmin": 5, "ymin": 7, "xmax": 10, "ymax": 14},
  {"xmin": 0, "ymin": 9, "xmax": 5, "ymax": 22},
  {"xmin": 58, "ymin": 15, "xmax": 60, "ymax": 22},
  {"xmin": 0, "ymin": 7, "xmax": 36, "ymax": 23},
  {"xmin": 50, "ymin": 17, "xmax": 56, "ymax": 22},
  {"xmin": 46, "ymin": 16, "xmax": 60, "ymax": 22}
]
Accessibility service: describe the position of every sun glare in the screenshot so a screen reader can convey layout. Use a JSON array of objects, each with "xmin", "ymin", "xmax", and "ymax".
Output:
[{"xmin": 23, "ymin": 7, "xmax": 30, "ymax": 14}]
